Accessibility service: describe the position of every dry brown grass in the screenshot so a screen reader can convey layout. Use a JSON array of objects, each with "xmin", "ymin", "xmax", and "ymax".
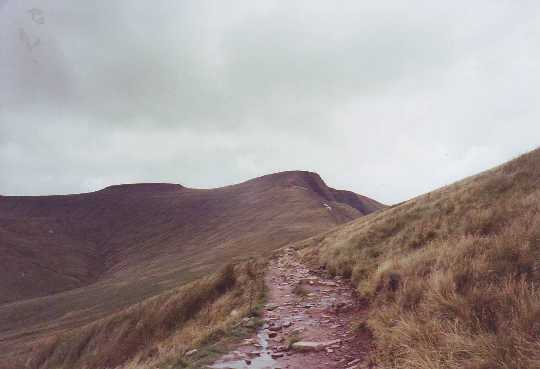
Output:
[
  {"xmin": 299, "ymin": 148, "xmax": 540, "ymax": 369},
  {"xmin": 28, "ymin": 259, "xmax": 266, "ymax": 369}
]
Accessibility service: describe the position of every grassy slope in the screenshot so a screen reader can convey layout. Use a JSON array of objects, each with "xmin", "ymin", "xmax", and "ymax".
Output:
[
  {"xmin": 25, "ymin": 259, "xmax": 266, "ymax": 369},
  {"xmin": 299, "ymin": 148, "xmax": 540, "ymax": 369}
]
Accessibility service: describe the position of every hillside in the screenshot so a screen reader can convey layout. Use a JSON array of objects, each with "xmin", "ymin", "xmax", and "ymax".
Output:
[
  {"xmin": 297, "ymin": 148, "xmax": 540, "ymax": 369},
  {"xmin": 0, "ymin": 171, "xmax": 384, "ymax": 365}
]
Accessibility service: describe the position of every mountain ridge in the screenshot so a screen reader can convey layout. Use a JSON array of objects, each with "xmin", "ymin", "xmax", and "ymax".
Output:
[{"xmin": 0, "ymin": 170, "xmax": 384, "ymax": 364}]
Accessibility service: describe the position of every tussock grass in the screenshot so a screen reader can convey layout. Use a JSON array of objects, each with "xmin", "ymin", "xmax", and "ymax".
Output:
[
  {"xmin": 301, "ymin": 148, "xmax": 540, "ymax": 369},
  {"xmin": 28, "ymin": 259, "xmax": 266, "ymax": 369}
]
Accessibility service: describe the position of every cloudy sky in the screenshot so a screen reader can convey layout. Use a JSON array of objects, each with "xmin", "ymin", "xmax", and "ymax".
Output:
[{"xmin": 1, "ymin": 1, "xmax": 539, "ymax": 204}]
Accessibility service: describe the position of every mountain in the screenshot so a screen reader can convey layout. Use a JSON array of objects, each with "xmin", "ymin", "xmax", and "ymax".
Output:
[
  {"xmin": 0, "ymin": 171, "xmax": 384, "ymax": 365},
  {"xmin": 297, "ymin": 148, "xmax": 540, "ymax": 369}
]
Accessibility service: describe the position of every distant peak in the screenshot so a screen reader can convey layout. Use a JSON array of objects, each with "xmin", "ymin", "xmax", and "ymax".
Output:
[
  {"xmin": 260, "ymin": 170, "xmax": 324, "ymax": 184},
  {"xmin": 99, "ymin": 183, "xmax": 184, "ymax": 194},
  {"xmin": 254, "ymin": 170, "xmax": 323, "ymax": 182},
  {"xmin": 245, "ymin": 170, "xmax": 334, "ymax": 199},
  {"xmin": 243, "ymin": 170, "xmax": 385, "ymax": 214},
  {"xmin": 281, "ymin": 171, "xmax": 333, "ymax": 198}
]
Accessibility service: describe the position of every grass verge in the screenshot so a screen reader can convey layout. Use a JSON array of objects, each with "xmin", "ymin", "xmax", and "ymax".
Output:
[
  {"xmin": 29, "ymin": 259, "xmax": 267, "ymax": 369},
  {"xmin": 300, "ymin": 148, "xmax": 540, "ymax": 369}
]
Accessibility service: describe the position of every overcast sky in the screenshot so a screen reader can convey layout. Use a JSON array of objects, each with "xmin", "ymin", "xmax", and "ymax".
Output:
[{"xmin": 1, "ymin": 1, "xmax": 539, "ymax": 204}]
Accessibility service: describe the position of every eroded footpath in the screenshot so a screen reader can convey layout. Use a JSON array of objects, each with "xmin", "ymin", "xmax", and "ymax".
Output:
[{"xmin": 210, "ymin": 248, "xmax": 372, "ymax": 369}]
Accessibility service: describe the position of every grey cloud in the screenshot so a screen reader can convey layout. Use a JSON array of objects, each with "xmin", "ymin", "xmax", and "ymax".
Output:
[{"xmin": 1, "ymin": 0, "xmax": 539, "ymax": 203}]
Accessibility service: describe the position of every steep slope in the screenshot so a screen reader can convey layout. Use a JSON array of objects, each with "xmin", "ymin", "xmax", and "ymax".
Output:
[
  {"xmin": 298, "ymin": 149, "xmax": 540, "ymax": 369},
  {"xmin": 0, "ymin": 171, "xmax": 383, "ymax": 364}
]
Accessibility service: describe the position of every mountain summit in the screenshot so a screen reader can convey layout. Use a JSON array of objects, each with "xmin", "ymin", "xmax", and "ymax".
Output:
[{"xmin": 0, "ymin": 171, "xmax": 383, "ymax": 363}]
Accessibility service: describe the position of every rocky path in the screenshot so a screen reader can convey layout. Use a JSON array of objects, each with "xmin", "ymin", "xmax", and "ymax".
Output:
[{"xmin": 210, "ymin": 248, "xmax": 371, "ymax": 369}]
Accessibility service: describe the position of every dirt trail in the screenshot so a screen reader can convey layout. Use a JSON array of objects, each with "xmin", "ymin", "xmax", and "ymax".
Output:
[{"xmin": 210, "ymin": 248, "xmax": 372, "ymax": 369}]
